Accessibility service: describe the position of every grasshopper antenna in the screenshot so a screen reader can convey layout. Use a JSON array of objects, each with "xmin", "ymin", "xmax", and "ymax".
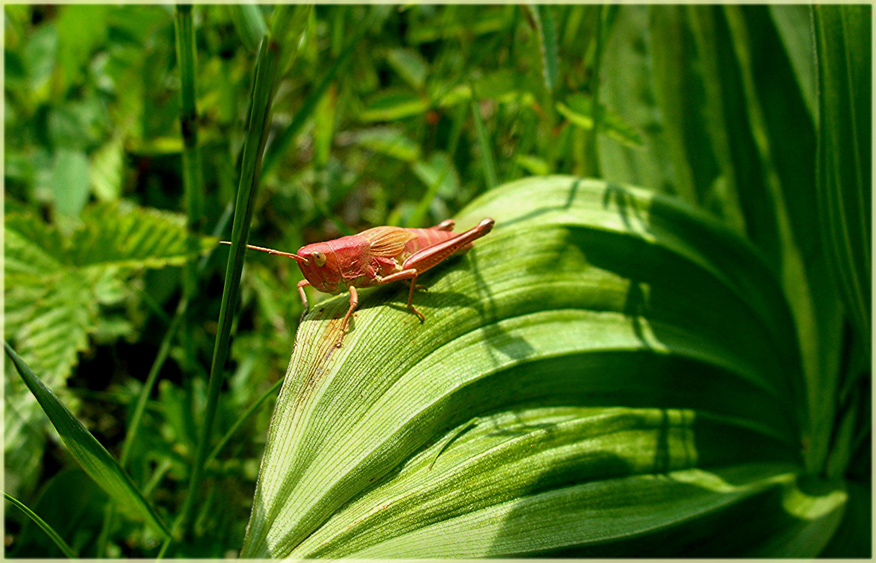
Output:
[{"xmin": 219, "ymin": 240, "xmax": 308, "ymax": 264}]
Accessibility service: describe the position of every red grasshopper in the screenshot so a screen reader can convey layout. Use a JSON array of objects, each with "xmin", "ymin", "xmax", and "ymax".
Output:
[{"xmin": 222, "ymin": 218, "xmax": 494, "ymax": 343}]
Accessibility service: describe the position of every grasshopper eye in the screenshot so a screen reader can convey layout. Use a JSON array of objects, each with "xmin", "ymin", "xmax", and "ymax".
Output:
[{"xmin": 312, "ymin": 251, "xmax": 327, "ymax": 267}]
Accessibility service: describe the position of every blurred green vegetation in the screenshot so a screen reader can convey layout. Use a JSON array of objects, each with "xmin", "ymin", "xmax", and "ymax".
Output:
[{"xmin": 3, "ymin": 4, "xmax": 869, "ymax": 558}]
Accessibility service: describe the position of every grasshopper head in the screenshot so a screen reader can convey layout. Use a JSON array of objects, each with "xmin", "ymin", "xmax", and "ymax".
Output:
[{"xmin": 296, "ymin": 242, "xmax": 341, "ymax": 294}]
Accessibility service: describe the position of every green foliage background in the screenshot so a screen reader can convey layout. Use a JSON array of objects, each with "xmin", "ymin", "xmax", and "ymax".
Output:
[{"xmin": 3, "ymin": 4, "xmax": 870, "ymax": 558}]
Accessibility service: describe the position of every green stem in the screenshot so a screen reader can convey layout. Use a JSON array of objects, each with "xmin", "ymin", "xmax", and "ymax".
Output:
[
  {"xmin": 95, "ymin": 503, "xmax": 114, "ymax": 557},
  {"xmin": 120, "ymin": 299, "xmax": 186, "ymax": 467},
  {"xmin": 175, "ymin": 5, "xmax": 205, "ymax": 377},
  {"xmin": 470, "ymin": 83, "xmax": 498, "ymax": 190},
  {"xmin": 582, "ymin": 6, "xmax": 606, "ymax": 178},
  {"xmin": 206, "ymin": 379, "xmax": 283, "ymax": 467}
]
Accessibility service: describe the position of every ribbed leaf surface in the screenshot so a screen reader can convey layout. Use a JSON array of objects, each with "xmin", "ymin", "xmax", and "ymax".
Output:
[
  {"xmin": 241, "ymin": 177, "xmax": 844, "ymax": 557},
  {"xmin": 813, "ymin": 5, "xmax": 872, "ymax": 349}
]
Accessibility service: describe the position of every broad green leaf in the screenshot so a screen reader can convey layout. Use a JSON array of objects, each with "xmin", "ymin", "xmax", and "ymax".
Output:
[
  {"xmin": 51, "ymin": 149, "xmax": 90, "ymax": 219},
  {"xmin": 649, "ymin": 6, "xmax": 745, "ymax": 230},
  {"xmin": 721, "ymin": 5, "xmax": 845, "ymax": 476},
  {"xmin": 320, "ymin": 465, "xmax": 843, "ymax": 557},
  {"xmin": 4, "ymin": 343, "xmax": 170, "ymax": 538},
  {"xmin": 643, "ymin": 7, "xmax": 841, "ymax": 475},
  {"xmin": 240, "ymin": 177, "xmax": 823, "ymax": 557}
]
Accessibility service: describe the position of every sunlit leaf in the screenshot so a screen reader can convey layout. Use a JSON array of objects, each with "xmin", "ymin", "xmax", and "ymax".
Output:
[{"xmin": 240, "ymin": 177, "xmax": 827, "ymax": 557}]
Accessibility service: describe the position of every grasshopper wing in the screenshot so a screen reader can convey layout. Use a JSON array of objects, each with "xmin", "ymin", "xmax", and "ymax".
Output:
[{"xmin": 359, "ymin": 226, "xmax": 418, "ymax": 258}]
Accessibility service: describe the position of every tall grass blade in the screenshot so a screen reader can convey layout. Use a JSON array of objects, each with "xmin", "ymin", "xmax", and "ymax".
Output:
[
  {"xmin": 583, "ymin": 6, "xmax": 608, "ymax": 177},
  {"xmin": 178, "ymin": 38, "xmax": 277, "ymax": 534},
  {"xmin": 120, "ymin": 200, "xmax": 232, "ymax": 470},
  {"xmin": 4, "ymin": 342, "xmax": 170, "ymax": 539},
  {"xmin": 470, "ymin": 91, "xmax": 497, "ymax": 190},
  {"xmin": 527, "ymin": 6, "xmax": 558, "ymax": 93},
  {"xmin": 5, "ymin": 492, "xmax": 77, "ymax": 558},
  {"xmin": 229, "ymin": 4, "xmax": 268, "ymax": 53},
  {"xmin": 174, "ymin": 5, "xmax": 205, "ymax": 376},
  {"xmin": 178, "ymin": 5, "xmax": 311, "ymax": 535}
]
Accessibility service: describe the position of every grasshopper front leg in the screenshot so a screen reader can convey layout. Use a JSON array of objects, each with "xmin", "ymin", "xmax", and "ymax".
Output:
[
  {"xmin": 378, "ymin": 218, "xmax": 494, "ymax": 323},
  {"xmin": 299, "ymin": 280, "xmax": 358, "ymax": 347},
  {"xmin": 297, "ymin": 279, "xmax": 311, "ymax": 314},
  {"xmin": 340, "ymin": 286, "xmax": 359, "ymax": 335}
]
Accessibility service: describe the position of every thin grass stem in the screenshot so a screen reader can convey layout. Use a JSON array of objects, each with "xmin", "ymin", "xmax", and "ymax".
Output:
[
  {"xmin": 175, "ymin": 5, "xmax": 205, "ymax": 377},
  {"xmin": 470, "ymin": 83, "xmax": 498, "ymax": 191},
  {"xmin": 206, "ymin": 378, "xmax": 283, "ymax": 467},
  {"xmin": 178, "ymin": 5, "xmax": 305, "ymax": 533},
  {"xmin": 5, "ymin": 492, "xmax": 77, "ymax": 558}
]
